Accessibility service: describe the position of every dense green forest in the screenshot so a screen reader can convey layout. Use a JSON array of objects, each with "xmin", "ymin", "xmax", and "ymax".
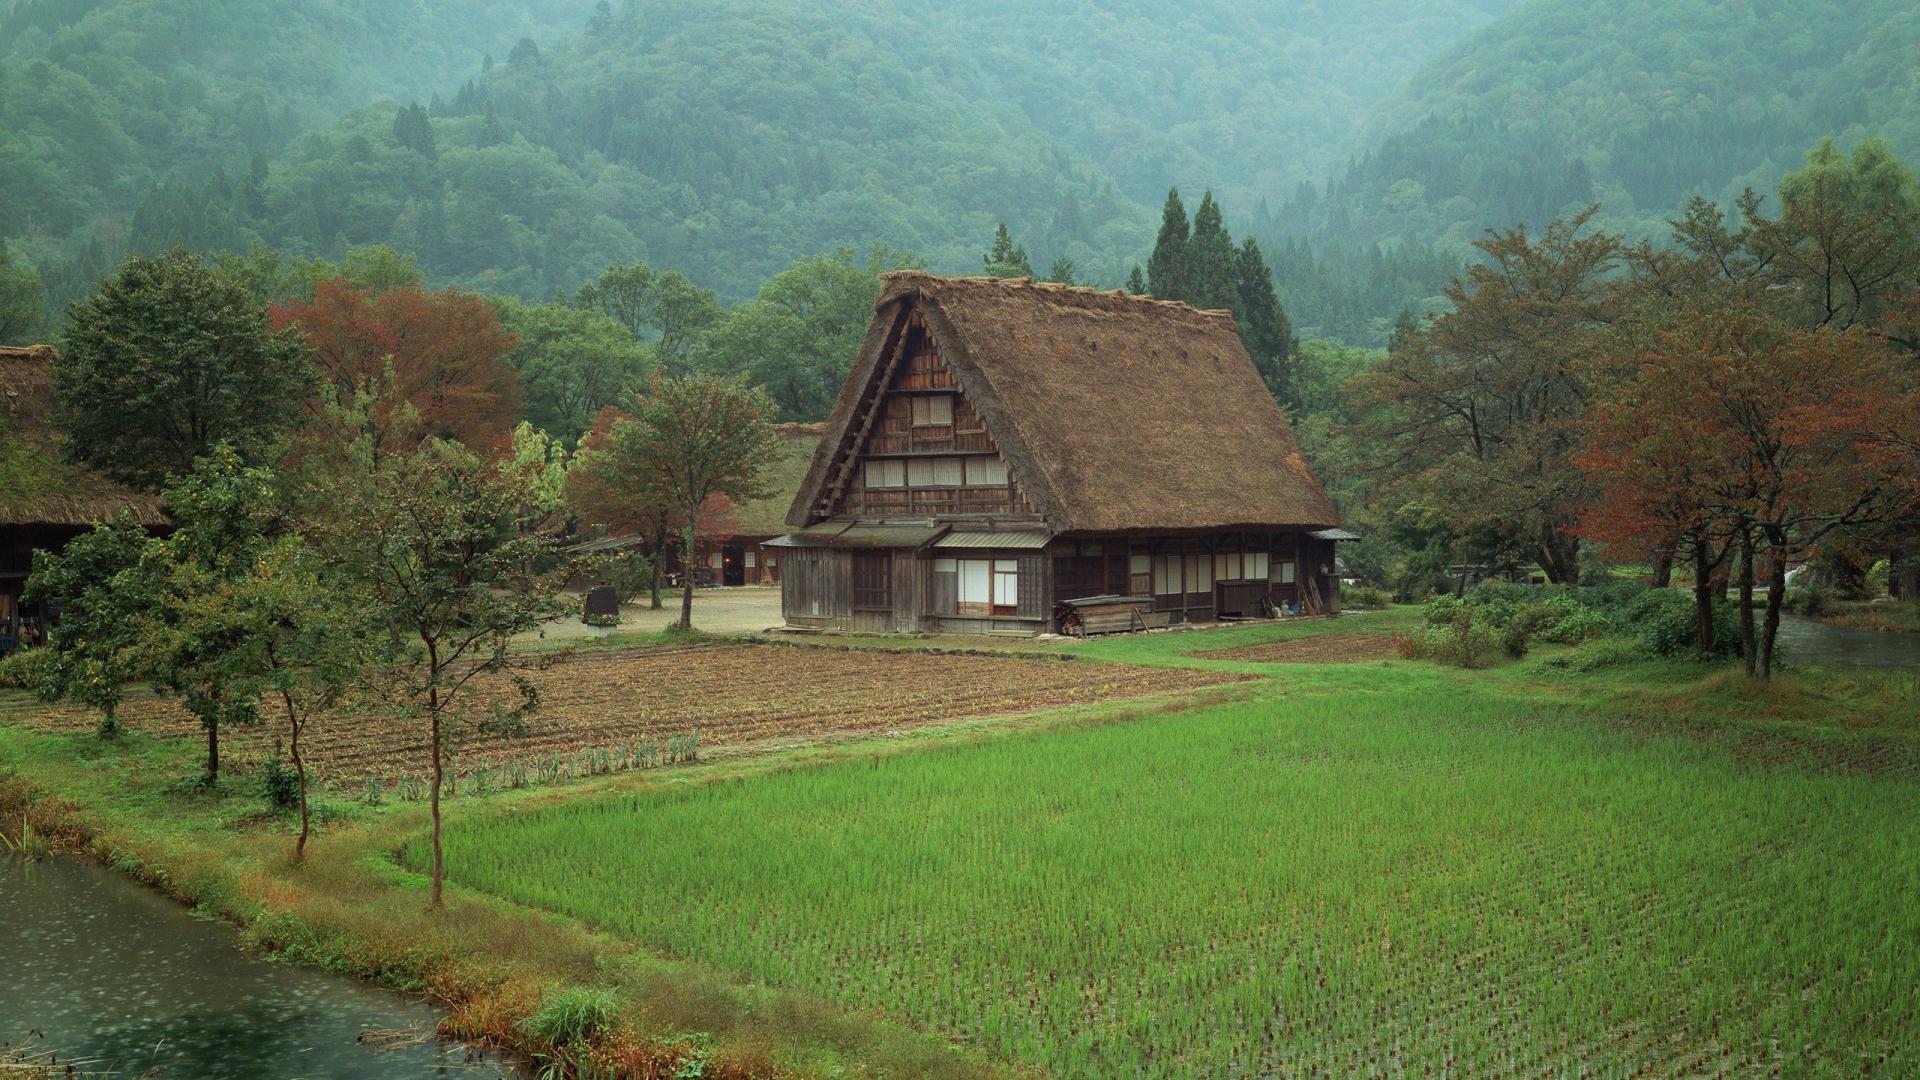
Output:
[
  {"xmin": 1259, "ymin": 0, "xmax": 1920, "ymax": 341},
  {"xmin": 4, "ymin": 0, "xmax": 1919, "ymax": 346}
]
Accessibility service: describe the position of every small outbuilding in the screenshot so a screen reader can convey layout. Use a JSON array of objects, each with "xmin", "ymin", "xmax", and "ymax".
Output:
[{"xmin": 772, "ymin": 273, "xmax": 1348, "ymax": 635}]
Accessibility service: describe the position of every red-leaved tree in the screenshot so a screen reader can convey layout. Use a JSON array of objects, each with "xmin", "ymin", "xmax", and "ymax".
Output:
[
  {"xmin": 271, "ymin": 280, "xmax": 523, "ymax": 454},
  {"xmin": 1579, "ymin": 309, "xmax": 1910, "ymax": 677}
]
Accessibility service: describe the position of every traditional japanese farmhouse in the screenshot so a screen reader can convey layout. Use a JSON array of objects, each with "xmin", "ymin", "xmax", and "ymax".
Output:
[
  {"xmin": 773, "ymin": 272, "xmax": 1352, "ymax": 636},
  {"xmin": 0, "ymin": 345, "xmax": 167, "ymax": 653}
]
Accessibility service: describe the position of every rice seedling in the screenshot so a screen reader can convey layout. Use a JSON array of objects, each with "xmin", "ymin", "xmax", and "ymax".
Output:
[{"xmin": 417, "ymin": 682, "xmax": 1920, "ymax": 1078}]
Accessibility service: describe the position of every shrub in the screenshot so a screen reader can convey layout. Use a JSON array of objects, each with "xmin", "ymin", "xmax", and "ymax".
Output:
[
  {"xmin": 1542, "ymin": 607, "xmax": 1615, "ymax": 644},
  {"xmin": 1630, "ymin": 589, "xmax": 1740, "ymax": 659},
  {"xmin": 0, "ymin": 647, "xmax": 54, "ymax": 692},
  {"xmin": 1433, "ymin": 617, "xmax": 1496, "ymax": 668},
  {"xmin": 521, "ymin": 987, "xmax": 617, "ymax": 1048},
  {"xmin": 1499, "ymin": 603, "xmax": 1559, "ymax": 658},
  {"xmin": 1787, "ymin": 582, "xmax": 1832, "ymax": 618},
  {"xmin": 1344, "ymin": 584, "xmax": 1391, "ymax": 609},
  {"xmin": 262, "ymin": 756, "xmax": 300, "ymax": 811},
  {"xmin": 1423, "ymin": 593, "xmax": 1463, "ymax": 626}
]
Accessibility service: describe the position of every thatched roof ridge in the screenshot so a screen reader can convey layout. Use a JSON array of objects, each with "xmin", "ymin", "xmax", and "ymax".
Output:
[
  {"xmin": 0, "ymin": 345, "xmax": 169, "ymax": 528},
  {"xmin": 792, "ymin": 273, "xmax": 1339, "ymax": 534}
]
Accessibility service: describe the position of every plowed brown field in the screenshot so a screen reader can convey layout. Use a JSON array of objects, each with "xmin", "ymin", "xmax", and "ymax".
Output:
[{"xmin": 13, "ymin": 643, "xmax": 1244, "ymax": 783}]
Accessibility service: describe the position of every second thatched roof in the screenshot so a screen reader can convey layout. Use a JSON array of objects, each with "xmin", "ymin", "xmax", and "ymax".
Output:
[
  {"xmin": 1, "ymin": 345, "xmax": 168, "ymax": 528},
  {"xmin": 792, "ymin": 273, "xmax": 1339, "ymax": 534}
]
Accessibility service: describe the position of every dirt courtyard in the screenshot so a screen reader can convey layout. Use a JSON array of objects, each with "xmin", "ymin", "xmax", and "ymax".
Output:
[{"xmin": 531, "ymin": 586, "xmax": 788, "ymax": 642}]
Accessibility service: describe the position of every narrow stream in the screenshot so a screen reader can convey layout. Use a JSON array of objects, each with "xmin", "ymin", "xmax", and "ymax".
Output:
[{"xmin": 1, "ymin": 854, "xmax": 522, "ymax": 1079}]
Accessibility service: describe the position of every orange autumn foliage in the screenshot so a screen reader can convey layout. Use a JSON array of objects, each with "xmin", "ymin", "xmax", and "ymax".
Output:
[{"xmin": 271, "ymin": 279, "xmax": 523, "ymax": 453}]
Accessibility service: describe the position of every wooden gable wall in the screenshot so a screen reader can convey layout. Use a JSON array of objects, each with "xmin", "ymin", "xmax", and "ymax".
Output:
[{"xmin": 825, "ymin": 307, "xmax": 1036, "ymax": 519}]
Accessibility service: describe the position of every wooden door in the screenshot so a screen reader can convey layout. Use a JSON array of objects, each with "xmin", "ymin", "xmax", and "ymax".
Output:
[{"xmin": 852, "ymin": 552, "xmax": 894, "ymax": 629}]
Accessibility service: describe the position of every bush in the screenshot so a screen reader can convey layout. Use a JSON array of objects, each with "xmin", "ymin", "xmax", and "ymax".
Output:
[
  {"xmin": 262, "ymin": 756, "xmax": 300, "ymax": 811},
  {"xmin": 0, "ymin": 647, "xmax": 54, "ymax": 691},
  {"xmin": 1423, "ymin": 593, "xmax": 1463, "ymax": 626},
  {"xmin": 1787, "ymin": 582, "xmax": 1832, "ymax": 618},
  {"xmin": 1344, "ymin": 584, "xmax": 1391, "ymax": 609},
  {"xmin": 521, "ymin": 987, "xmax": 617, "ymax": 1048},
  {"xmin": 1630, "ymin": 589, "xmax": 1740, "ymax": 659}
]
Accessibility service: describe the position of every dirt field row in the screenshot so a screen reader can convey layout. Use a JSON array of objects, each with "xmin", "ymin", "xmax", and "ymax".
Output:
[
  {"xmin": 15, "ymin": 643, "xmax": 1244, "ymax": 783},
  {"xmin": 1200, "ymin": 633, "xmax": 1402, "ymax": 663}
]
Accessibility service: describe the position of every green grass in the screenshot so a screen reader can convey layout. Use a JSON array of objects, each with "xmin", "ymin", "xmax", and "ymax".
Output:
[{"xmin": 413, "ymin": 620, "xmax": 1920, "ymax": 1077}]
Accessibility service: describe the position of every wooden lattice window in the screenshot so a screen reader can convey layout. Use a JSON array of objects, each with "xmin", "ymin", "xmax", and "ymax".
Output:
[{"xmin": 852, "ymin": 553, "xmax": 892, "ymax": 611}]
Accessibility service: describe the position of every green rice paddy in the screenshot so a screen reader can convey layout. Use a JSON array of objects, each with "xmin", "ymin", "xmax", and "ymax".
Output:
[{"xmin": 419, "ymin": 640, "xmax": 1920, "ymax": 1077}]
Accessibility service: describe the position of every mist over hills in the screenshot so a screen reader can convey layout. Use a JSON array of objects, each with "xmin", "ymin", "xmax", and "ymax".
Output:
[{"xmin": 3, "ymin": 0, "xmax": 1915, "ymax": 343}]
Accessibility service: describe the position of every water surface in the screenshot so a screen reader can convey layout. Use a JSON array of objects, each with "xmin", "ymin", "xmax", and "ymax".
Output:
[
  {"xmin": 1774, "ymin": 614, "xmax": 1920, "ymax": 671},
  {"xmin": 1, "ymin": 854, "xmax": 520, "ymax": 1079}
]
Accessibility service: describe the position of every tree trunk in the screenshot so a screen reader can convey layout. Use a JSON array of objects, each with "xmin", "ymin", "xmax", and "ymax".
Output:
[
  {"xmin": 427, "ymin": 640, "xmax": 444, "ymax": 910},
  {"xmin": 205, "ymin": 718, "xmax": 220, "ymax": 788},
  {"xmin": 1758, "ymin": 527, "xmax": 1789, "ymax": 681},
  {"xmin": 286, "ymin": 691, "xmax": 310, "ymax": 863},
  {"xmin": 1737, "ymin": 525, "xmax": 1757, "ymax": 678},
  {"xmin": 1691, "ymin": 535, "xmax": 1716, "ymax": 658},
  {"xmin": 1536, "ymin": 523, "xmax": 1581, "ymax": 584},
  {"xmin": 649, "ymin": 559, "xmax": 664, "ymax": 610},
  {"xmin": 678, "ymin": 520, "xmax": 697, "ymax": 630},
  {"xmin": 1651, "ymin": 545, "xmax": 1674, "ymax": 589}
]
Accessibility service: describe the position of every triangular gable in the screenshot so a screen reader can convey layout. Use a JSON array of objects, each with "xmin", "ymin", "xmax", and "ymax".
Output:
[{"xmin": 788, "ymin": 293, "xmax": 1057, "ymax": 526}]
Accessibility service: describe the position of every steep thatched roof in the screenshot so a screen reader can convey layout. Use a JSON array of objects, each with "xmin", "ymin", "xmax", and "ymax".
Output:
[
  {"xmin": 0, "ymin": 345, "xmax": 168, "ymax": 528},
  {"xmin": 723, "ymin": 422, "xmax": 822, "ymax": 537},
  {"xmin": 791, "ymin": 273, "xmax": 1339, "ymax": 533}
]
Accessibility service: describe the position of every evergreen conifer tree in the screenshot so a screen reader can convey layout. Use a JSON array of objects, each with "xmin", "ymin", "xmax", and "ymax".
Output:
[
  {"xmin": 983, "ymin": 223, "xmax": 1033, "ymax": 278},
  {"xmin": 1146, "ymin": 188, "xmax": 1190, "ymax": 300},
  {"xmin": 1186, "ymin": 191, "xmax": 1238, "ymax": 312},
  {"xmin": 1234, "ymin": 236, "xmax": 1296, "ymax": 407},
  {"xmin": 1126, "ymin": 263, "xmax": 1146, "ymax": 295}
]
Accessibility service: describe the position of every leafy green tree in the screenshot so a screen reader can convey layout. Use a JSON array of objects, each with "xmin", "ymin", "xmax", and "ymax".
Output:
[
  {"xmin": 56, "ymin": 250, "xmax": 316, "ymax": 489},
  {"xmin": 1353, "ymin": 209, "xmax": 1622, "ymax": 584},
  {"xmin": 695, "ymin": 247, "xmax": 915, "ymax": 421},
  {"xmin": 601, "ymin": 374, "xmax": 780, "ymax": 630},
  {"xmin": 306, "ymin": 426, "xmax": 574, "ymax": 908},
  {"xmin": 1184, "ymin": 191, "xmax": 1237, "ymax": 311},
  {"xmin": 1146, "ymin": 187, "xmax": 1190, "ymax": 299},
  {"xmin": 1126, "ymin": 264, "xmax": 1146, "ymax": 294},
  {"xmin": 0, "ymin": 247, "xmax": 46, "ymax": 345},
  {"xmin": 575, "ymin": 261, "xmax": 722, "ymax": 375},
  {"xmin": 494, "ymin": 297, "xmax": 653, "ymax": 442},
  {"xmin": 1235, "ymin": 236, "xmax": 1296, "ymax": 407},
  {"xmin": 983, "ymin": 224, "xmax": 1033, "ymax": 278},
  {"xmin": 1045, "ymin": 256, "xmax": 1077, "ymax": 286},
  {"xmin": 134, "ymin": 447, "xmax": 281, "ymax": 786},
  {"xmin": 20, "ymin": 515, "xmax": 157, "ymax": 738}
]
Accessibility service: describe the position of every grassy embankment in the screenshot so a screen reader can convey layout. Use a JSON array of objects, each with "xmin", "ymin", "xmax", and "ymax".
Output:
[
  {"xmin": 1812, "ymin": 598, "xmax": 1920, "ymax": 634},
  {"xmin": 5, "ymin": 609, "xmax": 1920, "ymax": 1076}
]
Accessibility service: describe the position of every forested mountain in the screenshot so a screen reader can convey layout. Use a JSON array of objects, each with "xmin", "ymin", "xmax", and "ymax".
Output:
[
  {"xmin": 5, "ymin": 0, "xmax": 1920, "ymax": 346},
  {"xmin": 1, "ymin": 0, "xmax": 599, "ymax": 299},
  {"xmin": 1260, "ymin": 0, "xmax": 1920, "ymax": 341}
]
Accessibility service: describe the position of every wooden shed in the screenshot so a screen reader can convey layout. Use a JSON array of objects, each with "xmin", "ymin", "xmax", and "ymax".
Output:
[
  {"xmin": 1, "ymin": 345, "xmax": 168, "ymax": 652},
  {"xmin": 773, "ymin": 273, "xmax": 1349, "ymax": 635}
]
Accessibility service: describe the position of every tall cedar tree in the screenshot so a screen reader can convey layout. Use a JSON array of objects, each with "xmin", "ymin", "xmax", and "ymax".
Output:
[
  {"xmin": 1234, "ymin": 237, "xmax": 1295, "ymax": 407},
  {"xmin": 1146, "ymin": 188, "xmax": 1189, "ymax": 300},
  {"xmin": 271, "ymin": 280, "xmax": 523, "ymax": 454},
  {"xmin": 306, "ymin": 423, "xmax": 573, "ymax": 907},
  {"xmin": 57, "ymin": 249, "xmax": 315, "ymax": 489},
  {"xmin": 1126, "ymin": 264, "xmax": 1146, "ymax": 295},
  {"xmin": 983, "ymin": 224, "xmax": 1033, "ymax": 278},
  {"xmin": 597, "ymin": 374, "xmax": 780, "ymax": 629},
  {"xmin": 0, "ymin": 247, "xmax": 44, "ymax": 344},
  {"xmin": 1184, "ymin": 191, "xmax": 1238, "ymax": 312},
  {"xmin": 1354, "ymin": 209, "xmax": 1621, "ymax": 583}
]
